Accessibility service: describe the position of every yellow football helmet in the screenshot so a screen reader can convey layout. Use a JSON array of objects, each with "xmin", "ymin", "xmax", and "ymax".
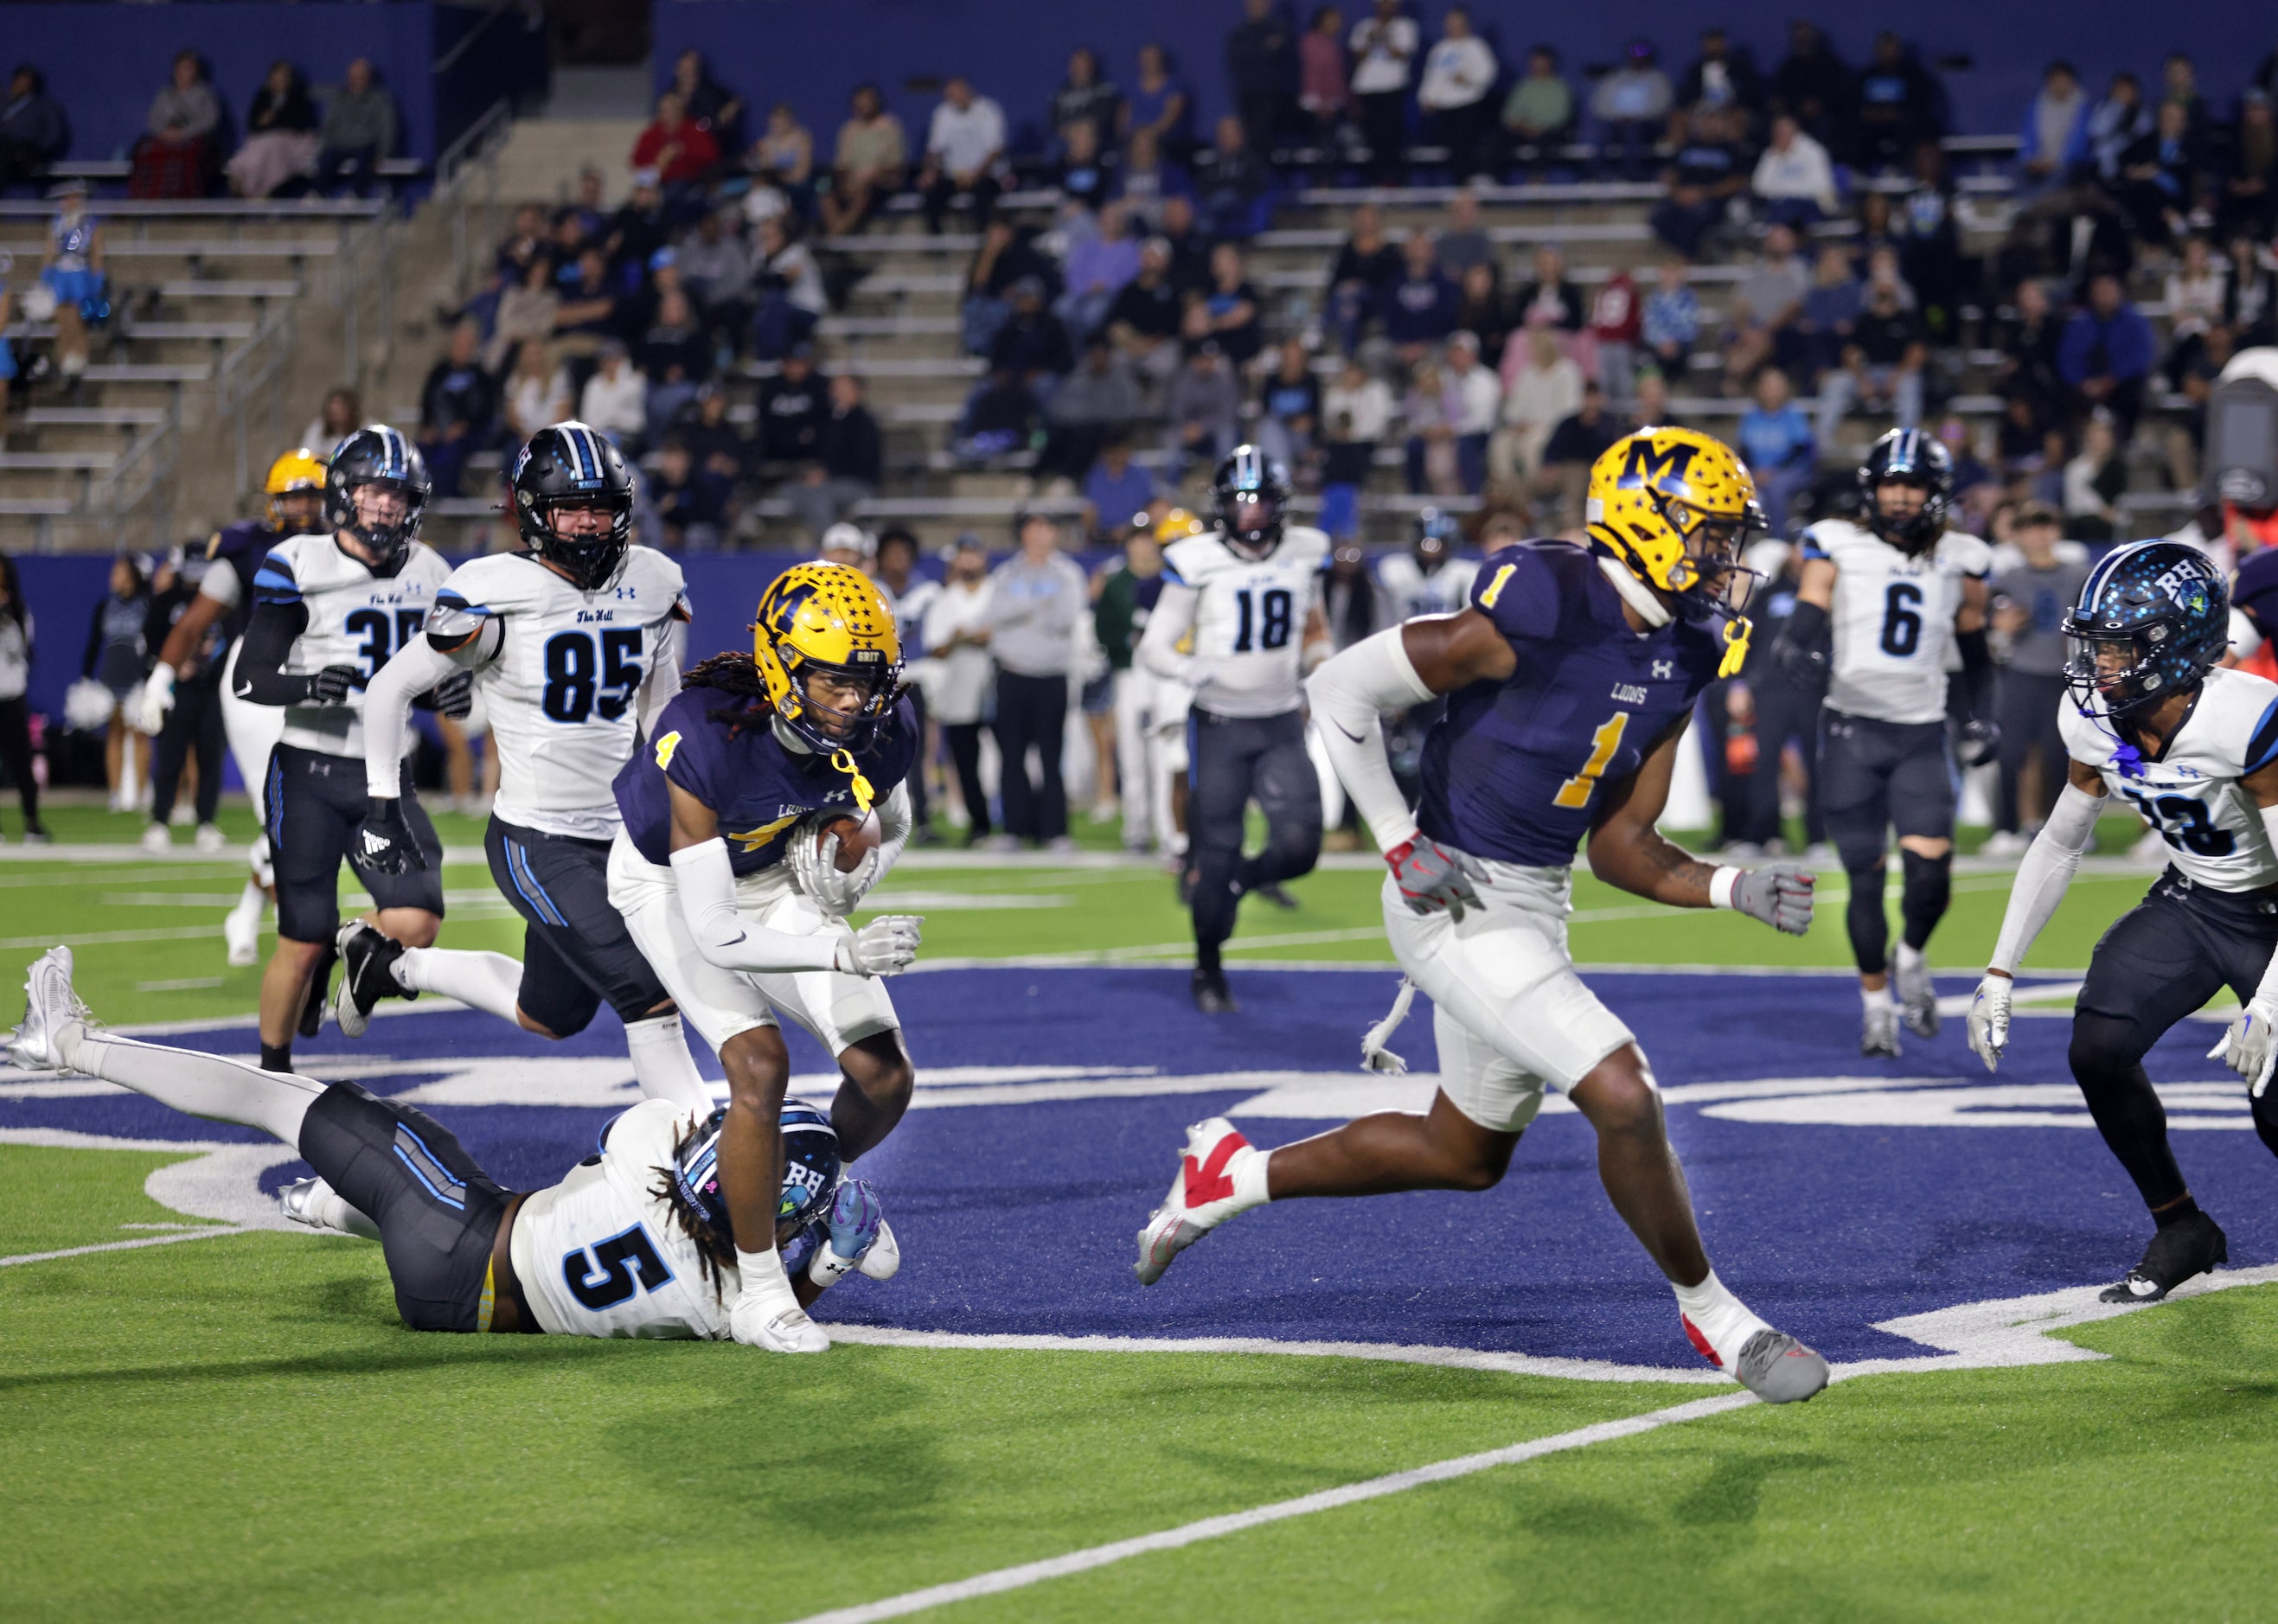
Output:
[
  {"xmin": 263, "ymin": 447, "xmax": 328, "ymax": 534},
  {"xmin": 750, "ymin": 563, "xmax": 904, "ymax": 784},
  {"xmin": 1585, "ymin": 425, "xmax": 1763, "ymax": 676},
  {"xmin": 1150, "ymin": 507, "xmax": 1207, "ymax": 543}
]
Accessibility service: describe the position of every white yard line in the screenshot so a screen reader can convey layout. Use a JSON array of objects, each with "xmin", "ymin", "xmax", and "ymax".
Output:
[{"xmin": 0, "ymin": 1226, "xmax": 247, "ymax": 1267}]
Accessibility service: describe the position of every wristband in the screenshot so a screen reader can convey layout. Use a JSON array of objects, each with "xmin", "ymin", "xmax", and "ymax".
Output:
[{"xmin": 1708, "ymin": 866, "xmax": 1740, "ymax": 911}]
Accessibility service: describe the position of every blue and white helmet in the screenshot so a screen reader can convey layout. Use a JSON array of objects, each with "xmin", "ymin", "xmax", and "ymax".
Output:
[
  {"xmin": 2062, "ymin": 540, "xmax": 2230, "ymax": 723},
  {"xmin": 1857, "ymin": 427, "xmax": 1953, "ymax": 553},
  {"xmin": 666, "ymin": 1099, "xmax": 842, "ymax": 1248}
]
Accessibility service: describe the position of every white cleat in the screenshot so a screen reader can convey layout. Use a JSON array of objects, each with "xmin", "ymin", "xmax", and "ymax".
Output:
[
  {"xmin": 1861, "ymin": 1002, "xmax": 1902, "ymax": 1058},
  {"xmin": 1895, "ymin": 951, "xmax": 1940, "ymax": 1039},
  {"xmin": 858, "ymin": 1217, "xmax": 901, "ymax": 1281},
  {"xmin": 748, "ymin": 1304, "xmax": 831, "ymax": 1353},
  {"xmin": 194, "ymin": 822, "xmax": 228, "ymax": 856},
  {"xmin": 139, "ymin": 822, "xmax": 170, "ymax": 854},
  {"xmin": 7, "ymin": 946, "xmax": 89, "ymax": 1072},
  {"xmin": 1134, "ymin": 1116, "xmax": 1260, "ymax": 1286},
  {"xmin": 222, "ymin": 898, "xmax": 261, "ymax": 969}
]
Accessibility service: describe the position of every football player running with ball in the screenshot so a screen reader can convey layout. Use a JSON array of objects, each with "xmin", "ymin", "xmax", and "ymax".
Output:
[
  {"xmin": 1136, "ymin": 427, "xmax": 1831, "ymax": 1404},
  {"xmin": 8, "ymin": 948, "xmax": 896, "ymax": 1339},
  {"xmin": 1139, "ymin": 447, "xmax": 1333, "ymax": 1013},
  {"xmin": 1773, "ymin": 429, "xmax": 1998, "ymax": 1056},
  {"xmin": 1969, "ymin": 540, "xmax": 2278, "ymax": 1302},
  {"xmin": 229, "ymin": 428, "xmax": 463, "ymax": 1073},
  {"xmin": 605, "ymin": 563, "xmax": 925, "ymax": 1353},
  {"xmin": 339, "ymin": 424, "xmax": 711, "ymax": 1117}
]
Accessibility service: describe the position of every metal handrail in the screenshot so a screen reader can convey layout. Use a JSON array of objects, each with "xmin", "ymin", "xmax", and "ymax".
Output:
[{"xmin": 435, "ymin": 99, "xmax": 515, "ymax": 299}]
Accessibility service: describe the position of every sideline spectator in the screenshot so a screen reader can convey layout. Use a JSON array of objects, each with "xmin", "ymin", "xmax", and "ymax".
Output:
[
  {"xmin": 2062, "ymin": 413, "xmax": 2127, "ymax": 541},
  {"xmin": 2018, "ymin": 61, "xmax": 2090, "ymax": 197},
  {"xmin": 503, "ymin": 340, "xmax": 571, "ymax": 443},
  {"xmin": 1039, "ymin": 336, "xmax": 1140, "ymax": 487},
  {"xmin": 1348, "ymin": 0, "xmax": 1417, "ymax": 178},
  {"xmin": 1225, "ymin": 0, "xmax": 1297, "ymax": 152},
  {"xmin": 757, "ymin": 344, "xmax": 826, "ymax": 468},
  {"xmin": 1591, "ymin": 37, "xmax": 1673, "ymax": 181},
  {"xmin": 1855, "ymin": 32, "xmax": 1942, "ymax": 169},
  {"xmin": 133, "ymin": 50, "xmax": 220, "ymax": 199},
  {"xmin": 1186, "ymin": 242, "xmax": 1264, "ymax": 366},
  {"xmin": 1382, "ymin": 231, "xmax": 1459, "ymax": 360},
  {"xmin": 1678, "ymin": 28, "xmax": 1764, "ymax": 132},
  {"xmin": 639, "ymin": 287, "xmax": 712, "ymax": 432},
  {"xmin": 1816, "ymin": 277, "xmax": 1925, "ymax": 446},
  {"xmin": 0, "ymin": 555, "xmax": 43, "ymax": 841},
  {"xmin": 631, "ymin": 92, "xmax": 719, "ymax": 195},
  {"xmin": 1321, "ymin": 355, "xmax": 1393, "ymax": 523},
  {"xmin": 0, "ymin": 66, "xmax": 69, "ymax": 195},
  {"xmin": 2220, "ymin": 91, "xmax": 2277, "ymax": 244},
  {"xmin": 920, "ymin": 76, "xmax": 1008, "ymax": 233},
  {"xmin": 1737, "ymin": 367, "xmax": 1815, "ymax": 534},
  {"xmin": 1403, "ymin": 358, "xmax": 1462, "ymax": 496},
  {"xmin": 2057, "ymin": 272, "xmax": 2153, "ymax": 436},
  {"xmin": 1193, "ymin": 115, "xmax": 1271, "ymax": 239},
  {"xmin": 1987, "ymin": 502, "xmax": 2089, "ymax": 849},
  {"xmin": 1492, "ymin": 316, "xmax": 1583, "ymax": 496},
  {"xmin": 669, "ymin": 49, "xmax": 744, "ymax": 151},
  {"xmin": 1793, "ymin": 244, "xmax": 1862, "ymax": 387},
  {"xmin": 1256, "ymin": 336, "xmax": 1323, "ymax": 476},
  {"xmin": 749, "ymin": 103, "xmax": 816, "ymax": 216},
  {"xmin": 678, "ymin": 208, "xmax": 754, "ymax": 342},
  {"xmin": 2088, "ymin": 71, "xmax": 2149, "ymax": 188},
  {"xmin": 1723, "ymin": 223, "xmax": 1809, "ymax": 393},
  {"xmin": 752, "ymin": 216, "xmax": 827, "ymax": 360},
  {"xmin": 1769, "ymin": 21, "xmax": 1852, "ymax": 160},
  {"xmin": 1115, "ymin": 127, "xmax": 1191, "ymax": 231},
  {"xmin": 1502, "ymin": 47, "xmax": 1575, "ymax": 162},
  {"xmin": 316, "ymin": 58, "xmax": 397, "ymax": 197},
  {"xmin": 1081, "ymin": 432, "xmax": 1158, "ymax": 542},
  {"xmin": 1453, "ymin": 261, "xmax": 1511, "ymax": 364},
  {"xmin": 226, "ymin": 61, "xmax": 318, "ymax": 200},
  {"xmin": 84, "ymin": 555, "xmax": 150, "ymax": 814},
  {"xmin": 1123, "ymin": 42, "xmax": 1193, "ymax": 159},
  {"xmin": 819, "ymin": 84, "xmax": 907, "ymax": 238},
  {"xmin": 1326, "ymin": 201, "xmax": 1401, "ymax": 352},
  {"xmin": 1588, "ymin": 266, "xmax": 1642, "ymax": 404},
  {"xmin": 1444, "ymin": 330, "xmax": 1499, "ymax": 493},
  {"xmin": 578, "ymin": 342, "xmax": 647, "ymax": 451},
  {"xmin": 648, "ymin": 438, "xmax": 729, "ymax": 552},
  {"xmin": 1417, "ymin": 7, "xmax": 1497, "ymax": 175},
  {"xmin": 1164, "ymin": 342, "xmax": 1240, "ymax": 478},
  {"xmin": 1653, "ymin": 104, "xmax": 1746, "ymax": 259},
  {"xmin": 1298, "ymin": 6, "xmax": 1352, "ymax": 150},
  {"xmin": 1058, "ymin": 120, "xmax": 1112, "ymax": 213},
  {"xmin": 417, "ymin": 320, "xmax": 499, "ymax": 498},
  {"xmin": 1057, "ymin": 200, "xmax": 1141, "ymax": 339},
  {"xmin": 1539, "ymin": 381, "xmax": 1624, "ymax": 520},
  {"xmin": 1512, "ymin": 243, "xmax": 1584, "ymax": 332},
  {"xmin": 1435, "ymin": 189, "xmax": 1494, "ymax": 285},
  {"xmin": 298, "ymin": 387, "xmax": 364, "ymax": 457},
  {"xmin": 925, "ymin": 537, "xmax": 999, "ymax": 844},
  {"xmin": 1053, "ymin": 47, "xmax": 1123, "ymax": 152},
  {"xmin": 990, "ymin": 277, "xmax": 1075, "ymax": 396},
  {"xmin": 1104, "ymin": 236, "xmax": 1184, "ymax": 393},
  {"xmin": 2116, "ymin": 99, "xmax": 2204, "ymax": 248},
  {"xmin": 789, "ymin": 374, "xmax": 881, "ymax": 539},
  {"xmin": 1753, "ymin": 113, "xmax": 1837, "ymax": 227},
  {"xmin": 987, "ymin": 514, "xmax": 1087, "ymax": 850}
]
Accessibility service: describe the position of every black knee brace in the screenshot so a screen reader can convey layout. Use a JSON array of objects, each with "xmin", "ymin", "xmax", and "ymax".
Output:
[
  {"xmin": 1846, "ymin": 858, "xmax": 1889, "ymax": 976},
  {"xmin": 1898, "ymin": 847, "xmax": 1952, "ymax": 951},
  {"xmin": 2068, "ymin": 1011, "xmax": 2190, "ymax": 1211}
]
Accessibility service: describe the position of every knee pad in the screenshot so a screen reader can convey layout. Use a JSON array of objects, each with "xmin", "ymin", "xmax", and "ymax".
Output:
[
  {"xmin": 1844, "ymin": 860, "xmax": 1889, "ymax": 975},
  {"xmin": 1898, "ymin": 848, "xmax": 1952, "ymax": 949},
  {"xmin": 2067, "ymin": 1011, "xmax": 2151, "ymax": 1098}
]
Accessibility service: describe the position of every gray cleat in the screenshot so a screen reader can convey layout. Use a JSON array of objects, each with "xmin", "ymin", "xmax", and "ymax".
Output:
[
  {"xmin": 1861, "ymin": 1002, "xmax": 1902, "ymax": 1058},
  {"xmin": 1734, "ymin": 1328, "xmax": 1830, "ymax": 1403},
  {"xmin": 7, "ymin": 946, "xmax": 88, "ymax": 1071},
  {"xmin": 1896, "ymin": 952, "xmax": 1940, "ymax": 1038}
]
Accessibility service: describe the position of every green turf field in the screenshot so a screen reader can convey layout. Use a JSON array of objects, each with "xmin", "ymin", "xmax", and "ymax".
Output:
[{"xmin": 3, "ymin": 798, "xmax": 2266, "ymax": 1623}]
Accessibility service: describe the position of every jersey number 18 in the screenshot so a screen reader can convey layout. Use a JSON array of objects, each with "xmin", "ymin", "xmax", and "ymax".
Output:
[{"xmin": 1232, "ymin": 588, "xmax": 1293, "ymax": 652}]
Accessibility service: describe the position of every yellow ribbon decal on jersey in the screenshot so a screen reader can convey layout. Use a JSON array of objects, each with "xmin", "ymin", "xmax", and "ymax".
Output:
[
  {"xmin": 728, "ymin": 812, "xmax": 801, "ymax": 854},
  {"xmin": 1478, "ymin": 563, "xmax": 1517, "ymax": 611},
  {"xmin": 654, "ymin": 730, "xmax": 682, "ymax": 769},
  {"xmin": 1717, "ymin": 615, "xmax": 1752, "ymax": 680},
  {"xmin": 1554, "ymin": 712, "xmax": 1631, "ymax": 809},
  {"xmin": 830, "ymin": 750, "xmax": 876, "ymax": 811}
]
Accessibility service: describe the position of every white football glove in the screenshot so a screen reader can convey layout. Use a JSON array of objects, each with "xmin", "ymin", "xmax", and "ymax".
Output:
[
  {"xmin": 1966, "ymin": 974, "xmax": 2012, "ymax": 1073},
  {"xmin": 2208, "ymin": 995, "xmax": 2278, "ymax": 1098},
  {"xmin": 728, "ymin": 1290, "xmax": 830, "ymax": 1353},
  {"xmin": 135, "ymin": 664, "xmax": 176, "ymax": 736},
  {"xmin": 790, "ymin": 820, "xmax": 880, "ymax": 917},
  {"xmin": 833, "ymin": 913, "xmax": 922, "ymax": 977}
]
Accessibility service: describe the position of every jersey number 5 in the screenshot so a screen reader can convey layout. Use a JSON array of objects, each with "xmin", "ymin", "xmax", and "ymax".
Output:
[
  {"xmin": 543, "ymin": 629, "xmax": 645, "ymax": 724},
  {"xmin": 1232, "ymin": 587, "xmax": 1293, "ymax": 652},
  {"xmin": 1878, "ymin": 582, "xmax": 1924, "ymax": 657},
  {"xmin": 1554, "ymin": 712, "xmax": 1630, "ymax": 809},
  {"xmin": 563, "ymin": 1223, "xmax": 675, "ymax": 1310}
]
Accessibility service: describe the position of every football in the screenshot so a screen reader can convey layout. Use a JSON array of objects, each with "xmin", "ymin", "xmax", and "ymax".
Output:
[{"xmin": 817, "ymin": 809, "xmax": 881, "ymax": 873}]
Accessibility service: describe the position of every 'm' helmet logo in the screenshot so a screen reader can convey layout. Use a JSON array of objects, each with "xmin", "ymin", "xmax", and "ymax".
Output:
[{"xmin": 1621, "ymin": 438, "xmax": 1698, "ymax": 491}]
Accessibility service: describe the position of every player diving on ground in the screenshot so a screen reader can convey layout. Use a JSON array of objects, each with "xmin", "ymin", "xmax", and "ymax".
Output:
[
  {"xmin": 1134, "ymin": 426, "xmax": 1830, "ymax": 1404},
  {"xmin": 605, "ymin": 562, "xmax": 925, "ymax": 1353},
  {"xmin": 1968, "ymin": 540, "xmax": 2278, "ymax": 1302},
  {"xmin": 338, "ymin": 424, "xmax": 712, "ymax": 1116},
  {"xmin": 5, "ymin": 947, "xmax": 896, "ymax": 1338}
]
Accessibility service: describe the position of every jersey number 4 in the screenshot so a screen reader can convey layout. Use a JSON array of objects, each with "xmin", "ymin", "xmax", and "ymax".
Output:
[
  {"xmin": 342, "ymin": 608, "xmax": 432, "ymax": 687},
  {"xmin": 543, "ymin": 628, "xmax": 644, "ymax": 724},
  {"xmin": 2118, "ymin": 785, "xmax": 2236, "ymax": 857},
  {"xmin": 563, "ymin": 1222, "xmax": 675, "ymax": 1310},
  {"xmin": 1232, "ymin": 587, "xmax": 1293, "ymax": 652}
]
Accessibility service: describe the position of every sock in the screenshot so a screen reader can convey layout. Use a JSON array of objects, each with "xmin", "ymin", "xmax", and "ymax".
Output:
[
  {"xmin": 394, "ymin": 947, "xmax": 523, "ymax": 1023},
  {"xmin": 625, "ymin": 1013, "xmax": 715, "ymax": 1115},
  {"xmin": 227, "ymin": 878, "xmax": 266, "ymax": 923},
  {"xmin": 260, "ymin": 1042, "xmax": 294, "ymax": 1073},
  {"xmin": 298, "ymin": 1177, "xmax": 381, "ymax": 1241},
  {"xmin": 1232, "ymin": 1141, "xmax": 1273, "ymax": 1210},
  {"xmin": 1862, "ymin": 983, "xmax": 1895, "ymax": 1017},
  {"xmin": 734, "ymin": 1244, "xmax": 802, "ymax": 1311},
  {"xmin": 1672, "ymin": 1268, "xmax": 1773, "ymax": 1370},
  {"xmin": 2153, "ymin": 1195, "xmax": 2204, "ymax": 1230},
  {"xmin": 69, "ymin": 1028, "xmax": 324, "ymax": 1143},
  {"xmin": 1895, "ymin": 941, "xmax": 1924, "ymax": 974}
]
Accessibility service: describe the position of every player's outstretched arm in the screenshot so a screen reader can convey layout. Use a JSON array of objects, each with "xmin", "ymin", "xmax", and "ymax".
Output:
[
  {"xmin": 1586, "ymin": 719, "xmax": 1814, "ymax": 932},
  {"xmin": 2207, "ymin": 758, "xmax": 2278, "ymax": 1095},
  {"xmin": 1969, "ymin": 757, "xmax": 2108, "ymax": 1071}
]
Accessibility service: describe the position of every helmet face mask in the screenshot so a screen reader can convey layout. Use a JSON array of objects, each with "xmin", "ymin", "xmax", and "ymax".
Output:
[
  {"xmin": 1213, "ymin": 444, "xmax": 1289, "ymax": 560},
  {"xmin": 512, "ymin": 423, "xmax": 635, "ymax": 591},
  {"xmin": 322, "ymin": 427, "xmax": 429, "ymax": 575},
  {"xmin": 750, "ymin": 563, "xmax": 905, "ymax": 756},
  {"xmin": 1859, "ymin": 429, "xmax": 1951, "ymax": 552}
]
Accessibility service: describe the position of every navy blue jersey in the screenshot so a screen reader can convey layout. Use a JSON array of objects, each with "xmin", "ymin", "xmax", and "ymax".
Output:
[
  {"xmin": 616, "ymin": 687, "xmax": 918, "ymax": 875},
  {"xmin": 1417, "ymin": 540, "xmax": 1723, "ymax": 866},
  {"xmin": 2235, "ymin": 544, "xmax": 2278, "ymax": 645},
  {"xmin": 207, "ymin": 519, "xmax": 281, "ymax": 645}
]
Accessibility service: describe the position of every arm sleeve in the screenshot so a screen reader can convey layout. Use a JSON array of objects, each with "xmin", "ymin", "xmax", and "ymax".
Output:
[
  {"xmin": 1136, "ymin": 579, "xmax": 1200, "ymax": 683},
  {"xmin": 363, "ymin": 635, "xmax": 462, "ymax": 797},
  {"xmin": 1987, "ymin": 782, "xmax": 2106, "ymax": 975},
  {"xmin": 668, "ymin": 839, "xmax": 842, "ymax": 974},
  {"xmin": 1955, "ymin": 625, "xmax": 1993, "ymax": 714},
  {"xmin": 230, "ymin": 598, "xmax": 315, "ymax": 707},
  {"xmin": 1303, "ymin": 627, "xmax": 1436, "ymax": 853}
]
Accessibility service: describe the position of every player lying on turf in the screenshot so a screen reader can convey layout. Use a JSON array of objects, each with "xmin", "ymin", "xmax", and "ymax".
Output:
[
  {"xmin": 5, "ymin": 947, "xmax": 896, "ymax": 1337},
  {"xmin": 1968, "ymin": 540, "xmax": 2278, "ymax": 1302},
  {"xmin": 1135, "ymin": 427, "xmax": 1830, "ymax": 1405},
  {"xmin": 606, "ymin": 563, "xmax": 925, "ymax": 1353},
  {"xmin": 338, "ymin": 424, "xmax": 713, "ymax": 1118}
]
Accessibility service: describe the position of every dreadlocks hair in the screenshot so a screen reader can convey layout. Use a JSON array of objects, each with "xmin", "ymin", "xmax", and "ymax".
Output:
[
  {"xmin": 683, "ymin": 650, "xmax": 776, "ymax": 735},
  {"xmin": 650, "ymin": 1117, "xmax": 739, "ymax": 1301}
]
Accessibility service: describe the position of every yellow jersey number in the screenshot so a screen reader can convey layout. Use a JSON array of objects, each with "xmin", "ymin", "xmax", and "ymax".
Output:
[
  {"xmin": 653, "ymin": 730, "xmax": 683, "ymax": 769},
  {"xmin": 1552, "ymin": 713, "xmax": 1629, "ymax": 809}
]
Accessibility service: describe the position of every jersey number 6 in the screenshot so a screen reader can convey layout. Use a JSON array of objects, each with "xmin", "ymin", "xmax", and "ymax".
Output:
[
  {"xmin": 542, "ymin": 628, "xmax": 645, "ymax": 724},
  {"xmin": 1878, "ymin": 582, "xmax": 1924, "ymax": 657}
]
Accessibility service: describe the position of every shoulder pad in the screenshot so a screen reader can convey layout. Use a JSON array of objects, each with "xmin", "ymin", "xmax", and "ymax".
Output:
[{"xmin": 252, "ymin": 547, "xmax": 301, "ymax": 605}]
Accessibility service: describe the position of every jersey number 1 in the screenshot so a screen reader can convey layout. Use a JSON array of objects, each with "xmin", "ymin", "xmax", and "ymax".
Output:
[
  {"xmin": 1554, "ymin": 713, "xmax": 1630, "ymax": 809},
  {"xmin": 1232, "ymin": 588, "xmax": 1293, "ymax": 652}
]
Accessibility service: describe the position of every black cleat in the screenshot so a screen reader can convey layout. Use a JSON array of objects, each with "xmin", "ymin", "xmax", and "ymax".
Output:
[
  {"xmin": 333, "ymin": 921, "xmax": 413, "ymax": 1039},
  {"xmin": 2099, "ymin": 1212, "xmax": 2228, "ymax": 1303},
  {"xmin": 1250, "ymin": 882, "xmax": 1299, "ymax": 911},
  {"xmin": 298, "ymin": 941, "xmax": 338, "ymax": 1039},
  {"xmin": 1191, "ymin": 967, "xmax": 1239, "ymax": 1013}
]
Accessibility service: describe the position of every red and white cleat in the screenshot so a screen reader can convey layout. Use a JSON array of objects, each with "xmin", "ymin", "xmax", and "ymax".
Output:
[{"xmin": 1134, "ymin": 1117, "xmax": 1263, "ymax": 1285}]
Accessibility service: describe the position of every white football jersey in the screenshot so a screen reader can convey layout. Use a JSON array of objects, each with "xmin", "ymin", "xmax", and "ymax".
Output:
[
  {"xmin": 1804, "ymin": 518, "xmax": 1993, "ymax": 726},
  {"xmin": 2061, "ymin": 666, "xmax": 2278, "ymax": 892},
  {"xmin": 255, "ymin": 532, "xmax": 452, "ymax": 758},
  {"xmin": 509, "ymin": 1099, "xmax": 735, "ymax": 1340},
  {"xmin": 1376, "ymin": 551, "xmax": 1480, "ymax": 621},
  {"xmin": 432, "ymin": 548, "xmax": 688, "ymax": 840},
  {"xmin": 1162, "ymin": 525, "xmax": 1328, "ymax": 719}
]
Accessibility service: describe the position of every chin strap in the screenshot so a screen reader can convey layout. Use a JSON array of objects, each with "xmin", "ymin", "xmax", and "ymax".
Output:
[{"xmin": 1596, "ymin": 555, "xmax": 1672, "ymax": 628}]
